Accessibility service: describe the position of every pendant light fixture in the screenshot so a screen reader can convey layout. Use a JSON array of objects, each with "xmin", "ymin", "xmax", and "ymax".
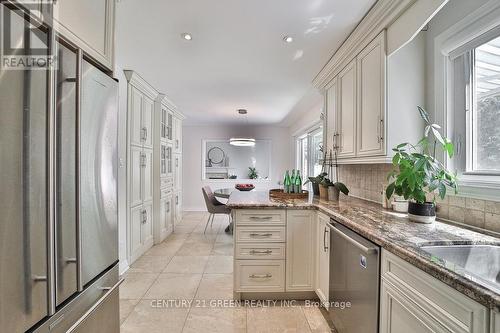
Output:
[{"xmin": 230, "ymin": 109, "xmax": 256, "ymax": 147}]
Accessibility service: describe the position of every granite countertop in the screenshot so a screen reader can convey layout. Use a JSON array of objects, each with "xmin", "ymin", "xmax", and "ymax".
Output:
[{"xmin": 227, "ymin": 190, "xmax": 500, "ymax": 311}]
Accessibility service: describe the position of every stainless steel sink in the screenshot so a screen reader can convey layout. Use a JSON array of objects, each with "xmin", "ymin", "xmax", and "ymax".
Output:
[{"xmin": 420, "ymin": 245, "xmax": 500, "ymax": 293}]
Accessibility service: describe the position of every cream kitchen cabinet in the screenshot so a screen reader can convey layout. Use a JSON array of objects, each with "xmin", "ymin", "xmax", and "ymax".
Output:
[
  {"xmin": 154, "ymin": 96, "xmax": 177, "ymax": 244},
  {"xmin": 127, "ymin": 87, "xmax": 154, "ymax": 150},
  {"xmin": 157, "ymin": 193, "xmax": 173, "ymax": 243},
  {"xmin": 286, "ymin": 210, "xmax": 315, "ymax": 292},
  {"xmin": 326, "ymin": 78, "xmax": 338, "ymax": 154},
  {"xmin": 356, "ymin": 32, "xmax": 386, "ymax": 157},
  {"xmin": 174, "ymin": 154, "xmax": 182, "ymax": 191},
  {"xmin": 129, "ymin": 146, "xmax": 142, "ymax": 208},
  {"xmin": 173, "ymin": 116, "xmax": 182, "ymax": 154},
  {"xmin": 125, "ymin": 71, "xmax": 159, "ymax": 263},
  {"xmin": 52, "ymin": 0, "xmax": 115, "ymax": 70},
  {"xmin": 142, "ymin": 149, "xmax": 153, "ymax": 203},
  {"xmin": 336, "ymin": 60, "xmax": 357, "ymax": 158},
  {"xmin": 129, "ymin": 202, "xmax": 154, "ymax": 263},
  {"xmin": 492, "ymin": 311, "xmax": 500, "ymax": 333},
  {"xmin": 142, "ymin": 97, "xmax": 154, "ymax": 150},
  {"xmin": 174, "ymin": 191, "xmax": 182, "ymax": 225},
  {"xmin": 380, "ymin": 250, "xmax": 489, "ymax": 333},
  {"xmin": 315, "ymin": 212, "xmax": 330, "ymax": 307},
  {"xmin": 323, "ymin": 30, "xmax": 424, "ymax": 164}
]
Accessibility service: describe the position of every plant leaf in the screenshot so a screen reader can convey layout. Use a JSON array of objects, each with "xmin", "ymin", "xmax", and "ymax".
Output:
[
  {"xmin": 334, "ymin": 182, "xmax": 349, "ymax": 195},
  {"xmin": 431, "ymin": 127, "xmax": 445, "ymax": 145},
  {"xmin": 386, "ymin": 183, "xmax": 395, "ymax": 200},
  {"xmin": 418, "ymin": 106, "xmax": 430, "ymax": 124}
]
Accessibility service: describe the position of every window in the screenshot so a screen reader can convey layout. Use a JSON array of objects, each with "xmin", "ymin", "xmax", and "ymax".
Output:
[
  {"xmin": 295, "ymin": 125, "xmax": 323, "ymax": 182},
  {"xmin": 452, "ymin": 32, "xmax": 500, "ymax": 176},
  {"xmin": 472, "ymin": 36, "xmax": 500, "ymax": 172}
]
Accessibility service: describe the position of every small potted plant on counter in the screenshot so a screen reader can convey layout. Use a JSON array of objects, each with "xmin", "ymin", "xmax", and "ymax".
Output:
[
  {"xmin": 324, "ymin": 149, "xmax": 349, "ymax": 201},
  {"xmin": 304, "ymin": 146, "xmax": 327, "ymax": 196},
  {"xmin": 386, "ymin": 107, "xmax": 458, "ymax": 223}
]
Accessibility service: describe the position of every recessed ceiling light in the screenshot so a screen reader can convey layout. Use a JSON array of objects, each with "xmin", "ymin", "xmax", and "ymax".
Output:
[
  {"xmin": 283, "ymin": 36, "xmax": 293, "ymax": 43},
  {"xmin": 237, "ymin": 109, "xmax": 248, "ymax": 115},
  {"xmin": 181, "ymin": 33, "xmax": 192, "ymax": 41}
]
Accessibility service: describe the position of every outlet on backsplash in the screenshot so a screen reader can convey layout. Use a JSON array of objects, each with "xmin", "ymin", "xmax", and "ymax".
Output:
[{"xmin": 338, "ymin": 163, "xmax": 500, "ymax": 234}]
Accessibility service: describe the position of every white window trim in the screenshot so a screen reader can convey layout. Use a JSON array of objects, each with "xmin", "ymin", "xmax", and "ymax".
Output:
[
  {"xmin": 293, "ymin": 121, "xmax": 323, "ymax": 178},
  {"xmin": 433, "ymin": 0, "xmax": 500, "ymax": 201}
]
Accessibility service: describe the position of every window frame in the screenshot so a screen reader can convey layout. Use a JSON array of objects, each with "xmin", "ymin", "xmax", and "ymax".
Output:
[
  {"xmin": 294, "ymin": 123, "xmax": 323, "ymax": 181},
  {"xmin": 434, "ymin": 0, "xmax": 500, "ymax": 200}
]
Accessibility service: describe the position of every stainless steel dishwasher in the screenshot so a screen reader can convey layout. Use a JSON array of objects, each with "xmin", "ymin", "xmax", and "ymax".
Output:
[{"xmin": 328, "ymin": 219, "xmax": 380, "ymax": 333}]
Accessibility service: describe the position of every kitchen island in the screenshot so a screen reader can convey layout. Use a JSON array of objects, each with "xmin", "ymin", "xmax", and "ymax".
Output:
[{"xmin": 227, "ymin": 190, "xmax": 500, "ymax": 333}]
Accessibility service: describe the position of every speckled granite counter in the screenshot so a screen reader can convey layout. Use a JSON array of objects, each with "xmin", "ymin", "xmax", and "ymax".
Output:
[{"xmin": 227, "ymin": 190, "xmax": 500, "ymax": 311}]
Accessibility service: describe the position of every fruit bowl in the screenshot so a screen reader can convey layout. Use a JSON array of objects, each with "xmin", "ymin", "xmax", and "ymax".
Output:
[{"xmin": 235, "ymin": 184, "xmax": 255, "ymax": 191}]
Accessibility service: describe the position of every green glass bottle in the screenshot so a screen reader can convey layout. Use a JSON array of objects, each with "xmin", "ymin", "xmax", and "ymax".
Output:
[
  {"xmin": 295, "ymin": 170, "xmax": 302, "ymax": 194},
  {"xmin": 284, "ymin": 170, "xmax": 291, "ymax": 193},
  {"xmin": 290, "ymin": 169, "xmax": 296, "ymax": 193}
]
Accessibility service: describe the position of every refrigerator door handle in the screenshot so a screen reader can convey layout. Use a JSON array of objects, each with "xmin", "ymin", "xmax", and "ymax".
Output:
[
  {"xmin": 76, "ymin": 48, "xmax": 84, "ymax": 292},
  {"xmin": 47, "ymin": 26, "xmax": 57, "ymax": 317}
]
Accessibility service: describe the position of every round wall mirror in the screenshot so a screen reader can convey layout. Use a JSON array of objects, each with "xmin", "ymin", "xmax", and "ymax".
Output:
[{"xmin": 207, "ymin": 147, "xmax": 225, "ymax": 165}]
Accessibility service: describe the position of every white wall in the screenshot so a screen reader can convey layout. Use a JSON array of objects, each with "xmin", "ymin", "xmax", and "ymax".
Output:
[
  {"xmin": 205, "ymin": 140, "xmax": 271, "ymax": 179},
  {"xmin": 183, "ymin": 124, "xmax": 291, "ymax": 211}
]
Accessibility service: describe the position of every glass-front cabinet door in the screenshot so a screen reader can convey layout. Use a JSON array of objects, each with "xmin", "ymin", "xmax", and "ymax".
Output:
[
  {"xmin": 160, "ymin": 143, "xmax": 167, "ymax": 178},
  {"xmin": 160, "ymin": 108, "xmax": 167, "ymax": 141},
  {"xmin": 167, "ymin": 112, "xmax": 173, "ymax": 141},
  {"xmin": 166, "ymin": 144, "xmax": 173, "ymax": 177}
]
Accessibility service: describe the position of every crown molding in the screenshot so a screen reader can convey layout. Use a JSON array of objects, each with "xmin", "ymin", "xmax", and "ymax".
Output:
[
  {"xmin": 312, "ymin": 0, "xmax": 416, "ymax": 90},
  {"xmin": 123, "ymin": 70, "xmax": 159, "ymax": 100},
  {"xmin": 159, "ymin": 94, "xmax": 177, "ymax": 111}
]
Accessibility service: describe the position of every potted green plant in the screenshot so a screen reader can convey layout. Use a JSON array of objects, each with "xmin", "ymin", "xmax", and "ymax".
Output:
[
  {"xmin": 305, "ymin": 172, "xmax": 327, "ymax": 196},
  {"xmin": 386, "ymin": 107, "xmax": 458, "ymax": 223},
  {"xmin": 304, "ymin": 146, "xmax": 328, "ymax": 196},
  {"xmin": 319, "ymin": 177, "xmax": 349, "ymax": 201},
  {"xmin": 248, "ymin": 167, "xmax": 258, "ymax": 179},
  {"xmin": 325, "ymin": 149, "xmax": 349, "ymax": 201}
]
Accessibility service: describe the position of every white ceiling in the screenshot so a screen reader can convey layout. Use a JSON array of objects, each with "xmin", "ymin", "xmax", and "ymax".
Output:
[{"xmin": 115, "ymin": 0, "xmax": 376, "ymax": 125}]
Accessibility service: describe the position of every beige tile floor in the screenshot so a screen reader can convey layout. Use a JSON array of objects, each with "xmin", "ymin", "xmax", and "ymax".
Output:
[{"xmin": 120, "ymin": 212, "xmax": 333, "ymax": 333}]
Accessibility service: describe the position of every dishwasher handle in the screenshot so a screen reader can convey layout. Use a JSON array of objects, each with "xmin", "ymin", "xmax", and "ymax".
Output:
[{"xmin": 329, "ymin": 223, "xmax": 378, "ymax": 254}]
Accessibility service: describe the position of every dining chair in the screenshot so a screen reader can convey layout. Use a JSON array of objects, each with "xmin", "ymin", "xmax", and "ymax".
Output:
[{"xmin": 202, "ymin": 186, "xmax": 231, "ymax": 234}]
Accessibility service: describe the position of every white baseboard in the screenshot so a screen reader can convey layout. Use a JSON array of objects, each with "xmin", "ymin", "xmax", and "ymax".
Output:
[{"xmin": 119, "ymin": 259, "xmax": 129, "ymax": 276}]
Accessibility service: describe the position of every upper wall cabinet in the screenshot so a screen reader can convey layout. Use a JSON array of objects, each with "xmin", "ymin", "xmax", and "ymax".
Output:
[
  {"xmin": 53, "ymin": 0, "xmax": 115, "ymax": 70},
  {"xmin": 324, "ymin": 30, "xmax": 424, "ymax": 164},
  {"xmin": 356, "ymin": 33, "xmax": 386, "ymax": 157},
  {"xmin": 316, "ymin": 0, "xmax": 443, "ymax": 165},
  {"xmin": 337, "ymin": 60, "xmax": 357, "ymax": 158}
]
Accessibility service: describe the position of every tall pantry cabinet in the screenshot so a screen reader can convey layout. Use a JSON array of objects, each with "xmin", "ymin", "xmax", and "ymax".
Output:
[{"xmin": 125, "ymin": 71, "xmax": 184, "ymax": 264}]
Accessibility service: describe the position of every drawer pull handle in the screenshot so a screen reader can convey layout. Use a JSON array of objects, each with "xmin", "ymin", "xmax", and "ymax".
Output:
[
  {"xmin": 249, "ymin": 274, "xmax": 272, "ymax": 279},
  {"xmin": 249, "ymin": 216, "xmax": 273, "ymax": 220},
  {"xmin": 249, "ymin": 250, "xmax": 272, "ymax": 255},
  {"xmin": 249, "ymin": 233, "xmax": 273, "ymax": 238}
]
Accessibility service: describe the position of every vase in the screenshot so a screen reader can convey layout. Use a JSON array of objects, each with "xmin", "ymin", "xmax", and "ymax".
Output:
[
  {"xmin": 319, "ymin": 185, "xmax": 329, "ymax": 200},
  {"xmin": 408, "ymin": 201, "xmax": 436, "ymax": 224},
  {"xmin": 312, "ymin": 183, "xmax": 320, "ymax": 196},
  {"xmin": 328, "ymin": 186, "xmax": 340, "ymax": 202}
]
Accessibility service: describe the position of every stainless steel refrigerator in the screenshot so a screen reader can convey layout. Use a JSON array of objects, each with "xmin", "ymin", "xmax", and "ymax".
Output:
[{"xmin": 0, "ymin": 3, "xmax": 120, "ymax": 332}]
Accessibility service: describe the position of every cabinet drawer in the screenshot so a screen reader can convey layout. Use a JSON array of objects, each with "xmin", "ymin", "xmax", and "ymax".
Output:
[
  {"xmin": 161, "ymin": 188, "xmax": 173, "ymax": 199},
  {"xmin": 235, "ymin": 260, "xmax": 285, "ymax": 292},
  {"xmin": 235, "ymin": 243, "xmax": 285, "ymax": 260},
  {"xmin": 236, "ymin": 226, "xmax": 285, "ymax": 243},
  {"xmin": 235, "ymin": 210, "xmax": 286, "ymax": 226},
  {"xmin": 160, "ymin": 177, "xmax": 173, "ymax": 189}
]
